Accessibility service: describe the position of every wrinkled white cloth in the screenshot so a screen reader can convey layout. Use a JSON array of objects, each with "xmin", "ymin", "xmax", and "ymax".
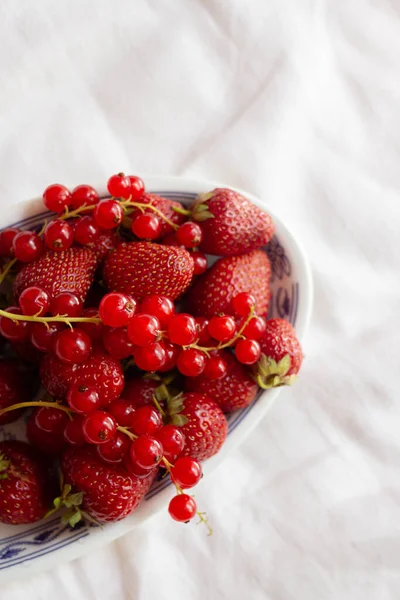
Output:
[{"xmin": 1, "ymin": 0, "xmax": 400, "ymax": 598}]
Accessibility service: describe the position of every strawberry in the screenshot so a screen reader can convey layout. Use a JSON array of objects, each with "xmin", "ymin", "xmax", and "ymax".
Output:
[
  {"xmin": 130, "ymin": 193, "xmax": 186, "ymax": 238},
  {"xmin": 184, "ymin": 351, "xmax": 258, "ymax": 412},
  {"xmin": 167, "ymin": 392, "xmax": 228, "ymax": 461},
  {"xmin": 122, "ymin": 377, "xmax": 160, "ymax": 408},
  {"xmin": 186, "ymin": 250, "xmax": 271, "ymax": 317},
  {"xmin": 14, "ymin": 247, "xmax": 97, "ymax": 303},
  {"xmin": 103, "ymin": 241, "xmax": 194, "ymax": 301},
  {"xmin": 0, "ymin": 441, "xmax": 56, "ymax": 524},
  {"xmin": 192, "ymin": 188, "xmax": 275, "ymax": 256},
  {"xmin": 40, "ymin": 347, "xmax": 124, "ymax": 405},
  {"xmin": 59, "ymin": 445, "xmax": 156, "ymax": 524},
  {"xmin": 0, "ymin": 359, "xmax": 33, "ymax": 424},
  {"xmin": 253, "ymin": 318, "xmax": 303, "ymax": 388}
]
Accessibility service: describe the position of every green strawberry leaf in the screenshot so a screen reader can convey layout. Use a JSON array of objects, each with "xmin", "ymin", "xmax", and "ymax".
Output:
[{"xmin": 171, "ymin": 414, "xmax": 189, "ymax": 426}]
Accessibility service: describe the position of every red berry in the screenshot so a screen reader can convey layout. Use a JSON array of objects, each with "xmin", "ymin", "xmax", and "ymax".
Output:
[
  {"xmin": 44, "ymin": 220, "xmax": 74, "ymax": 252},
  {"xmin": 156, "ymin": 425, "xmax": 185, "ymax": 459},
  {"xmin": 127, "ymin": 314, "xmax": 160, "ymax": 346},
  {"xmin": 103, "ymin": 326, "xmax": 134, "ymax": 359},
  {"xmin": 30, "ymin": 321, "xmax": 64, "ymax": 352},
  {"xmin": 74, "ymin": 216, "xmax": 100, "ymax": 245},
  {"xmin": 203, "ymin": 355, "xmax": 227, "ymax": 380},
  {"xmin": 139, "ymin": 295, "xmax": 175, "ymax": 327},
  {"xmin": 93, "ymin": 199, "xmax": 123, "ymax": 229},
  {"xmin": 19, "ymin": 286, "xmax": 50, "ymax": 316},
  {"xmin": 78, "ymin": 308, "xmax": 104, "ymax": 342},
  {"xmin": 107, "ymin": 173, "xmax": 132, "ymax": 199},
  {"xmin": 177, "ymin": 348, "xmax": 206, "ymax": 377},
  {"xmin": 242, "ymin": 316, "xmax": 267, "ymax": 341},
  {"xmin": 192, "ymin": 251, "xmax": 208, "ymax": 275},
  {"xmin": 130, "ymin": 435, "xmax": 163, "ymax": 469},
  {"xmin": 132, "ymin": 214, "xmax": 162, "ymax": 240},
  {"xmin": 124, "ymin": 454, "xmax": 155, "ymax": 479},
  {"xmin": 127, "ymin": 175, "xmax": 145, "ymax": 200},
  {"xmin": 133, "ymin": 343, "xmax": 166, "ymax": 371},
  {"xmin": 195, "ymin": 317, "xmax": 213, "ymax": 345},
  {"xmin": 176, "ymin": 222, "xmax": 203, "ymax": 248},
  {"xmin": 50, "ymin": 292, "xmax": 82, "ymax": 317},
  {"xmin": 0, "ymin": 307, "xmax": 30, "ymax": 342},
  {"xmin": 27, "ymin": 412, "xmax": 67, "ymax": 455},
  {"xmin": 82, "ymin": 410, "xmax": 117, "ymax": 444},
  {"xmin": 171, "ymin": 456, "xmax": 202, "ymax": 489},
  {"xmin": 157, "ymin": 341, "xmax": 179, "ymax": 372},
  {"xmin": 167, "ymin": 314, "xmax": 197, "ymax": 346},
  {"xmin": 0, "ymin": 228, "xmax": 20, "ymax": 256},
  {"xmin": 64, "ymin": 415, "xmax": 86, "ymax": 445},
  {"xmin": 43, "ymin": 184, "xmax": 71, "ymax": 213},
  {"xmin": 35, "ymin": 406, "xmax": 69, "ymax": 434},
  {"xmin": 67, "ymin": 384, "xmax": 101, "ymax": 414},
  {"xmin": 168, "ymin": 494, "xmax": 197, "ymax": 522},
  {"xmin": 108, "ymin": 398, "xmax": 136, "ymax": 427},
  {"xmin": 71, "ymin": 185, "xmax": 99, "ymax": 210},
  {"xmin": 208, "ymin": 315, "xmax": 236, "ymax": 343},
  {"xmin": 97, "ymin": 431, "xmax": 130, "ymax": 463},
  {"xmin": 99, "ymin": 292, "xmax": 137, "ymax": 327},
  {"xmin": 162, "ymin": 233, "xmax": 181, "ymax": 247},
  {"xmin": 131, "ymin": 406, "xmax": 162, "ymax": 436},
  {"xmin": 13, "ymin": 231, "xmax": 43, "ymax": 263},
  {"xmin": 235, "ymin": 339, "xmax": 261, "ymax": 365},
  {"xmin": 53, "ymin": 328, "xmax": 92, "ymax": 364},
  {"xmin": 231, "ymin": 292, "xmax": 256, "ymax": 316}
]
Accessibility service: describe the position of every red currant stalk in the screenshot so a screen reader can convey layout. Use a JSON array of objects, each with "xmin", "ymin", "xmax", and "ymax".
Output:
[
  {"xmin": 0, "ymin": 399, "xmax": 74, "ymax": 421},
  {"xmin": 0, "ymin": 308, "xmax": 102, "ymax": 327}
]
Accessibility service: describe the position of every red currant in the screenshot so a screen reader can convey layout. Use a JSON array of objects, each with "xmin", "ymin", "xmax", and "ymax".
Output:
[
  {"xmin": 63, "ymin": 415, "xmax": 86, "ymax": 445},
  {"xmin": 139, "ymin": 295, "xmax": 175, "ymax": 327},
  {"xmin": 133, "ymin": 342, "xmax": 166, "ymax": 371},
  {"xmin": 130, "ymin": 435, "xmax": 163, "ymax": 469},
  {"xmin": 191, "ymin": 251, "xmax": 208, "ymax": 275},
  {"xmin": 27, "ymin": 412, "xmax": 67, "ymax": 455},
  {"xmin": 203, "ymin": 355, "xmax": 227, "ymax": 380},
  {"xmin": 97, "ymin": 431, "xmax": 130, "ymax": 463},
  {"xmin": 242, "ymin": 316, "xmax": 267, "ymax": 341},
  {"xmin": 128, "ymin": 314, "xmax": 161, "ymax": 346},
  {"xmin": 235, "ymin": 339, "xmax": 261, "ymax": 364},
  {"xmin": 0, "ymin": 307, "xmax": 30, "ymax": 342},
  {"xmin": 124, "ymin": 454, "xmax": 155, "ymax": 479},
  {"xmin": 157, "ymin": 341, "xmax": 179, "ymax": 372},
  {"xmin": 0, "ymin": 228, "xmax": 20, "ymax": 256},
  {"xmin": 107, "ymin": 173, "xmax": 132, "ymax": 199},
  {"xmin": 131, "ymin": 406, "xmax": 162, "ymax": 436},
  {"xmin": 127, "ymin": 175, "xmax": 145, "ymax": 200},
  {"xmin": 50, "ymin": 292, "xmax": 82, "ymax": 317},
  {"xmin": 44, "ymin": 220, "xmax": 74, "ymax": 252},
  {"xmin": 195, "ymin": 317, "xmax": 213, "ymax": 345},
  {"xmin": 176, "ymin": 222, "xmax": 203, "ymax": 248},
  {"xmin": 74, "ymin": 216, "xmax": 100, "ymax": 245},
  {"xmin": 93, "ymin": 199, "xmax": 123, "ymax": 229},
  {"xmin": 13, "ymin": 231, "xmax": 43, "ymax": 262},
  {"xmin": 132, "ymin": 214, "xmax": 162, "ymax": 240},
  {"xmin": 208, "ymin": 315, "xmax": 236, "ymax": 343},
  {"xmin": 177, "ymin": 348, "xmax": 206, "ymax": 376},
  {"xmin": 67, "ymin": 384, "xmax": 101, "ymax": 414},
  {"xmin": 30, "ymin": 321, "xmax": 64, "ymax": 352},
  {"xmin": 108, "ymin": 398, "xmax": 136, "ymax": 427},
  {"xmin": 168, "ymin": 494, "xmax": 197, "ymax": 522},
  {"xmin": 103, "ymin": 326, "xmax": 134, "ymax": 359},
  {"xmin": 171, "ymin": 456, "xmax": 202, "ymax": 489},
  {"xmin": 43, "ymin": 184, "xmax": 71, "ymax": 213},
  {"xmin": 156, "ymin": 425, "xmax": 185, "ymax": 459},
  {"xmin": 167, "ymin": 314, "xmax": 197, "ymax": 346},
  {"xmin": 99, "ymin": 292, "xmax": 137, "ymax": 327},
  {"xmin": 71, "ymin": 185, "xmax": 99, "ymax": 210},
  {"xmin": 53, "ymin": 328, "xmax": 92, "ymax": 364},
  {"xmin": 78, "ymin": 308, "xmax": 104, "ymax": 342},
  {"xmin": 82, "ymin": 410, "xmax": 117, "ymax": 444},
  {"xmin": 19, "ymin": 286, "xmax": 50, "ymax": 316},
  {"xmin": 35, "ymin": 406, "xmax": 69, "ymax": 434},
  {"xmin": 232, "ymin": 292, "xmax": 256, "ymax": 316}
]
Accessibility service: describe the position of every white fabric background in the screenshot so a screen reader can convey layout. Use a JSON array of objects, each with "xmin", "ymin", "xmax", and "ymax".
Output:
[{"xmin": 1, "ymin": 0, "xmax": 400, "ymax": 598}]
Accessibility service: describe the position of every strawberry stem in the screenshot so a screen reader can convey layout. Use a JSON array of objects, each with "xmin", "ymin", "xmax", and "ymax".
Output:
[{"xmin": 171, "ymin": 206, "xmax": 191, "ymax": 217}]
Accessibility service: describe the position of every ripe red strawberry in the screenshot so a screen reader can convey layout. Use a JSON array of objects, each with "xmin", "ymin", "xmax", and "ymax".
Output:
[
  {"xmin": 122, "ymin": 377, "xmax": 160, "ymax": 408},
  {"xmin": 0, "ymin": 359, "xmax": 32, "ymax": 425},
  {"xmin": 131, "ymin": 193, "xmax": 186, "ymax": 238},
  {"xmin": 186, "ymin": 250, "xmax": 271, "ymax": 317},
  {"xmin": 184, "ymin": 351, "xmax": 258, "ymax": 412},
  {"xmin": 60, "ymin": 445, "xmax": 156, "ymax": 524},
  {"xmin": 0, "ymin": 441, "xmax": 56, "ymax": 524},
  {"xmin": 14, "ymin": 247, "xmax": 97, "ymax": 303},
  {"xmin": 103, "ymin": 241, "xmax": 194, "ymax": 301},
  {"xmin": 192, "ymin": 188, "xmax": 275, "ymax": 256},
  {"xmin": 168, "ymin": 392, "xmax": 228, "ymax": 461},
  {"xmin": 253, "ymin": 318, "xmax": 303, "ymax": 388},
  {"xmin": 40, "ymin": 347, "xmax": 124, "ymax": 405}
]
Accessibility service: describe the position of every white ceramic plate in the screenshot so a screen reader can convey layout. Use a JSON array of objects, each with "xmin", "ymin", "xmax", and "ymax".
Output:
[{"xmin": 0, "ymin": 176, "xmax": 313, "ymax": 582}]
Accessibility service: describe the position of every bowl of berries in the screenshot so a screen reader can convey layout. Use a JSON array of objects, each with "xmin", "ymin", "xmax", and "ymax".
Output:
[{"xmin": 0, "ymin": 174, "xmax": 312, "ymax": 581}]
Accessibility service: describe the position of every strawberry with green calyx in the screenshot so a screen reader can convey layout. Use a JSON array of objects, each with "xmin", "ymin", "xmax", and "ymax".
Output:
[{"xmin": 191, "ymin": 188, "xmax": 275, "ymax": 256}]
